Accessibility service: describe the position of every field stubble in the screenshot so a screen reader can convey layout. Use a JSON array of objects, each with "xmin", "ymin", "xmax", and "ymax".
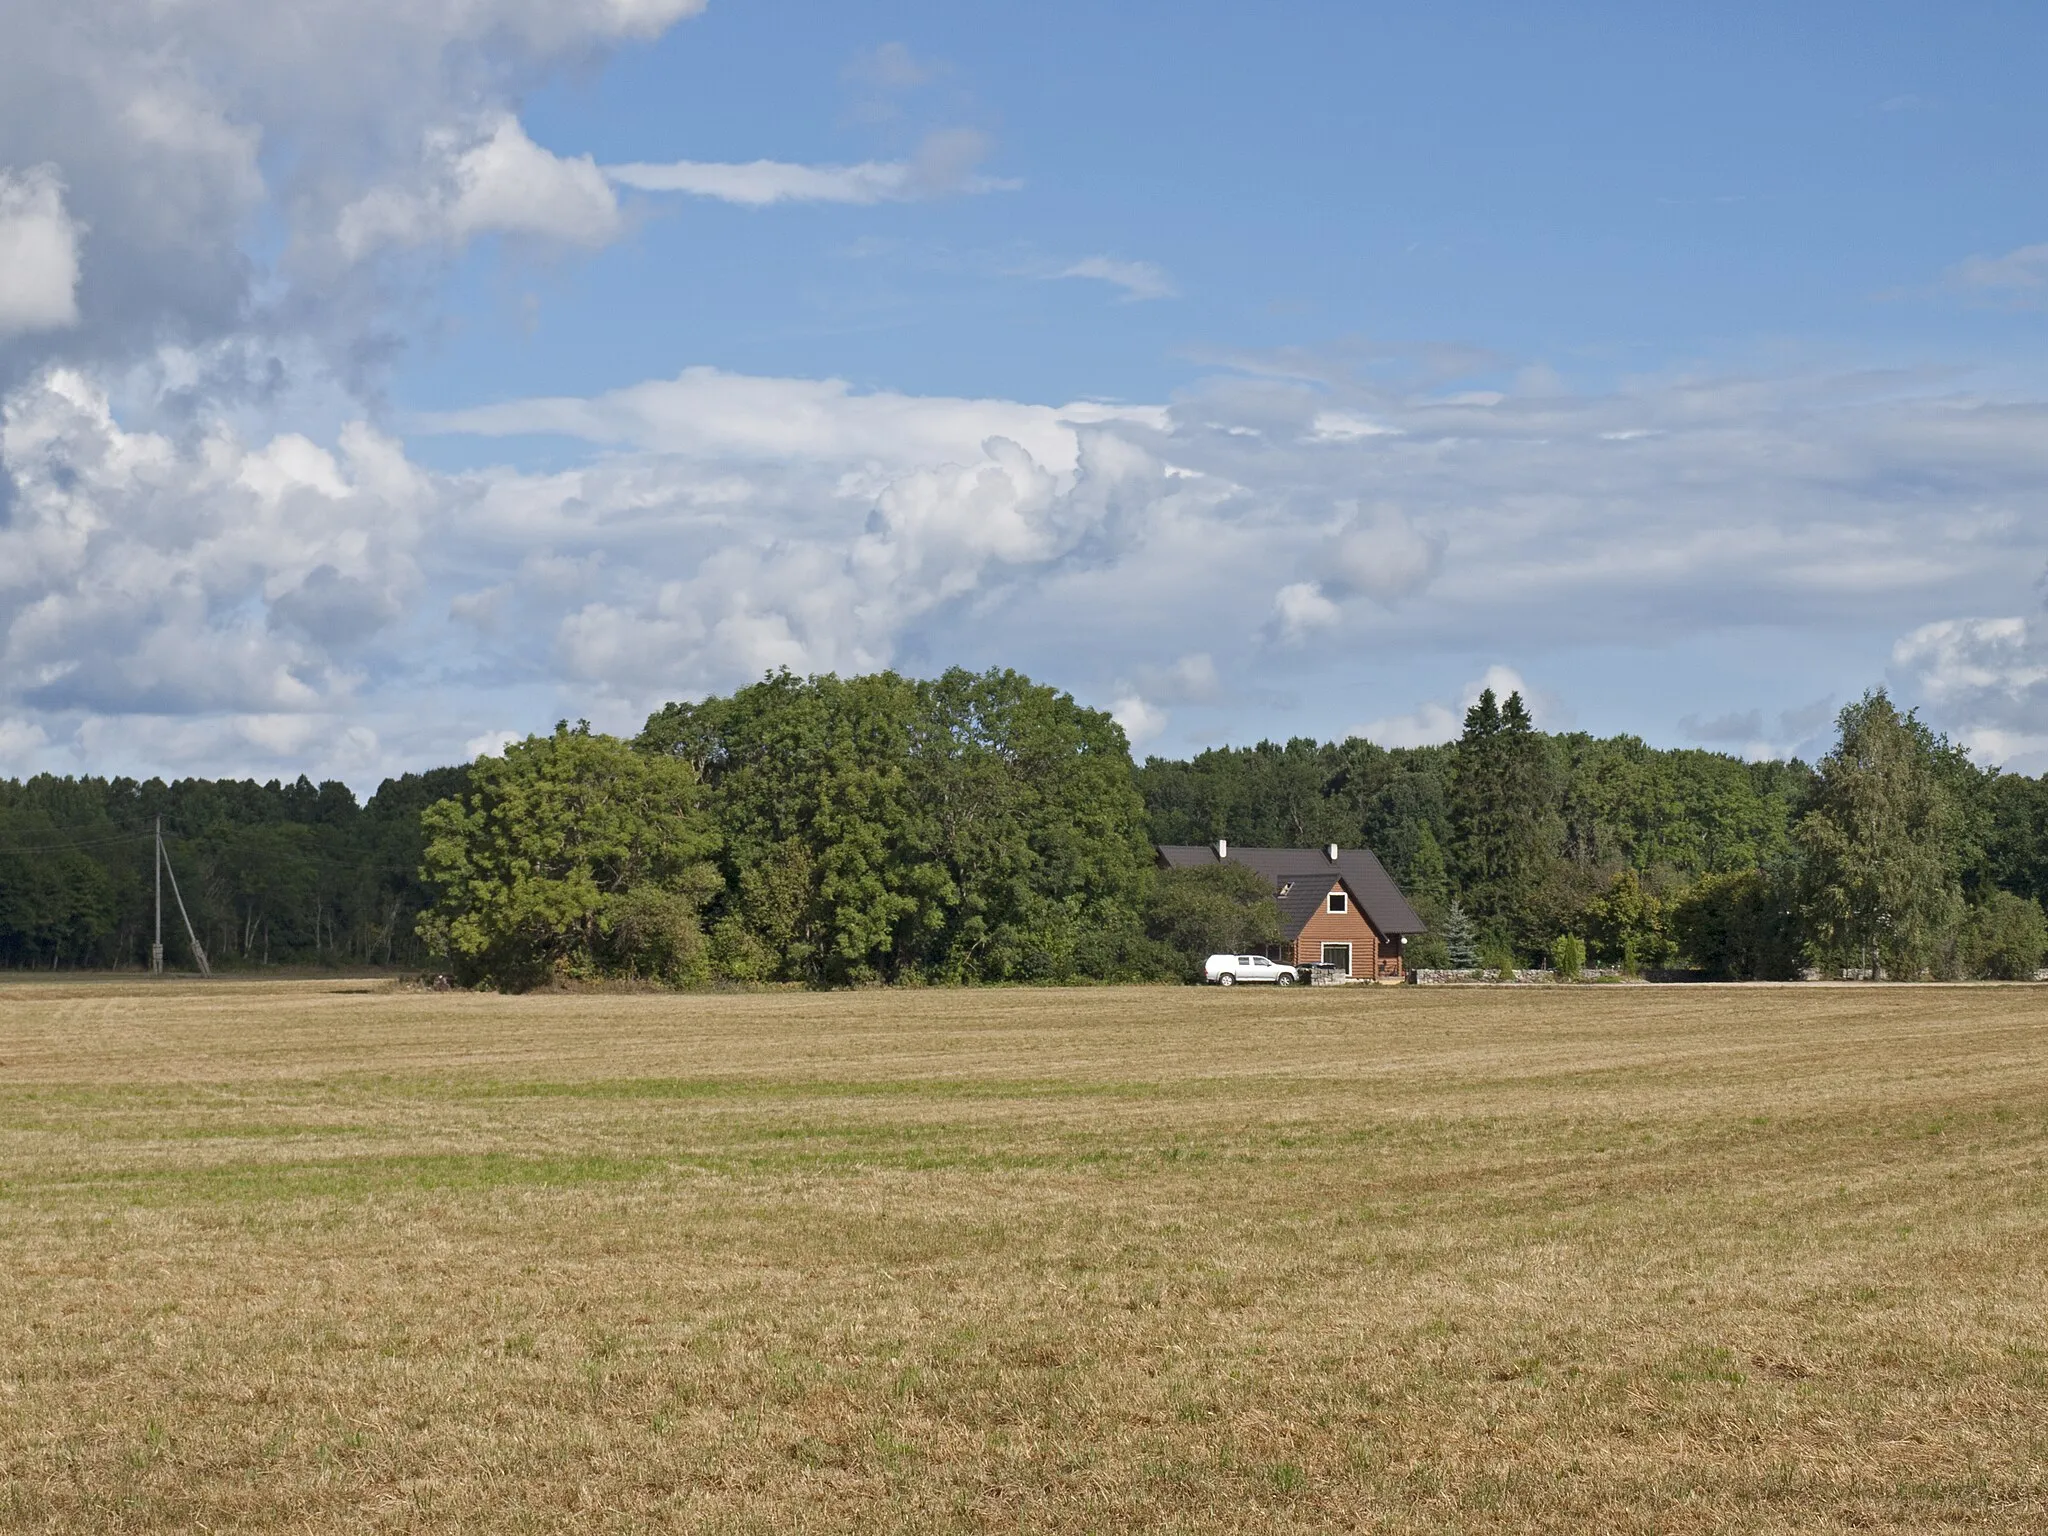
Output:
[{"xmin": 1, "ymin": 980, "xmax": 2045, "ymax": 1532}]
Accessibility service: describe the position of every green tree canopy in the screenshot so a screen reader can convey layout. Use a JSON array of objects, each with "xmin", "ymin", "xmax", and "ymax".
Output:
[
  {"xmin": 1795, "ymin": 691, "xmax": 1965, "ymax": 979},
  {"xmin": 1143, "ymin": 863, "xmax": 1280, "ymax": 980},
  {"xmin": 417, "ymin": 724, "xmax": 720, "ymax": 990},
  {"xmin": 639, "ymin": 667, "xmax": 1156, "ymax": 985}
]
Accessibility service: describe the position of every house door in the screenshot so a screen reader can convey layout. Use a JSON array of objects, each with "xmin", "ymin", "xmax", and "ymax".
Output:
[{"xmin": 1320, "ymin": 942, "xmax": 1352, "ymax": 976}]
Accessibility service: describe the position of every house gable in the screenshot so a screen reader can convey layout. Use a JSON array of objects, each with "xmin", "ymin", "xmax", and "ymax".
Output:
[{"xmin": 1288, "ymin": 877, "xmax": 1384, "ymax": 977}]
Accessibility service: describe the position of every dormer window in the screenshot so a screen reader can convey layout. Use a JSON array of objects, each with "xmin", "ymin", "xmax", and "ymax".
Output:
[
  {"xmin": 1327, "ymin": 891, "xmax": 1347, "ymax": 914},
  {"xmin": 1278, "ymin": 882, "xmax": 1293, "ymax": 897}
]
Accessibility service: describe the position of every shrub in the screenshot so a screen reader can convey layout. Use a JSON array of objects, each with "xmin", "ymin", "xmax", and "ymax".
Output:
[
  {"xmin": 1962, "ymin": 890, "xmax": 2048, "ymax": 981},
  {"xmin": 1671, "ymin": 868, "xmax": 1801, "ymax": 980},
  {"xmin": 1478, "ymin": 938, "xmax": 1518, "ymax": 981},
  {"xmin": 1406, "ymin": 931, "xmax": 1451, "ymax": 970},
  {"xmin": 1548, "ymin": 933, "xmax": 1586, "ymax": 981},
  {"xmin": 1145, "ymin": 863, "xmax": 1282, "ymax": 982}
]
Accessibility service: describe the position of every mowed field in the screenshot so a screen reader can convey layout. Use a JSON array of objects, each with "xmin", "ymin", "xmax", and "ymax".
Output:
[{"xmin": 2, "ymin": 982, "xmax": 2045, "ymax": 1533}]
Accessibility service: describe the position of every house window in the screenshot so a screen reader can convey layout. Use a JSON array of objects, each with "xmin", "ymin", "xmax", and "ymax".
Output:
[
  {"xmin": 1327, "ymin": 891, "xmax": 1347, "ymax": 914},
  {"xmin": 1321, "ymin": 942, "xmax": 1352, "ymax": 974}
]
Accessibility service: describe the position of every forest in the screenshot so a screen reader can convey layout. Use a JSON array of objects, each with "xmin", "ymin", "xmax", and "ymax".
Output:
[{"xmin": 2, "ymin": 666, "xmax": 2045, "ymax": 985}]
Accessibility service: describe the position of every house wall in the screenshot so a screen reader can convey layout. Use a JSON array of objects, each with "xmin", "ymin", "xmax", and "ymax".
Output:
[{"xmin": 1292, "ymin": 881, "xmax": 1382, "ymax": 978}]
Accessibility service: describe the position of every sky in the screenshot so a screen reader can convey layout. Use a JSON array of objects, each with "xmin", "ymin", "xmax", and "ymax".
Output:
[{"xmin": 0, "ymin": 0, "xmax": 2044, "ymax": 792}]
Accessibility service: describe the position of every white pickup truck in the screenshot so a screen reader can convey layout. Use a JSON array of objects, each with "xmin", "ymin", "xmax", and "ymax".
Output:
[{"xmin": 1204, "ymin": 953, "xmax": 1299, "ymax": 986}]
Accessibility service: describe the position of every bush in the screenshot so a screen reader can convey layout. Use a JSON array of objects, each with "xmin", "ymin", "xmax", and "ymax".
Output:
[
  {"xmin": 1478, "ymin": 938, "xmax": 1518, "ymax": 980},
  {"xmin": 1671, "ymin": 868, "xmax": 1801, "ymax": 980},
  {"xmin": 1548, "ymin": 933, "xmax": 1585, "ymax": 981},
  {"xmin": 1406, "ymin": 931, "xmax": 1451, "ymax": 970},
  {"xmin": 1144, "ymin": 863, "xmax": 1282, "ymax": 982},
  {"xmin": 1962, "ymin": 890, "xmax": 2048, "ymax": 980}
]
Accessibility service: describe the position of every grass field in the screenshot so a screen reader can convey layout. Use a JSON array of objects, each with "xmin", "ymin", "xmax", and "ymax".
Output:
[{"xmin": 2, "ymin": 980, "xmax": 2045, "ymax": 1532}]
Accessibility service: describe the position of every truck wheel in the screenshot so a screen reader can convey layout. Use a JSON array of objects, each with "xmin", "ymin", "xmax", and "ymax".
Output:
[
  {"xmin": 1275, "ymin": 972, "xmax": 1294, "ymax": 986},
  {"xmin": 1218, "ymin": 973, "xmax": 1235, "ymax": 987}
]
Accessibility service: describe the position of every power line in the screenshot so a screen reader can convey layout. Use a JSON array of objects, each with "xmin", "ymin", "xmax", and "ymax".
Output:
[{"xmin": 0, "ymin": 832, "xmax": 151, "ymax": 854}]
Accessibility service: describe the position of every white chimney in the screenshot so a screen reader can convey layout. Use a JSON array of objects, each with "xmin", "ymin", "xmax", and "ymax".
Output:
[
  {"xmin": 1215, "ymin": 837, "xmax": 1228, "ymax": 859},
  {"xmin": 1326, "ymin": 843, "xmax": 1339, "ymax": 861}
]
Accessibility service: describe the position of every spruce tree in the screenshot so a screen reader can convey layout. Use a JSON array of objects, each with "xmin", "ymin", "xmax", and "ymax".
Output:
[
  {"xmin": 1448, "ymin": 688, "xmax": 1554, "ymax": 940},
  {"xmin": 1440, "ymin": 899, "xmax": 1481, "ymax": 969}
]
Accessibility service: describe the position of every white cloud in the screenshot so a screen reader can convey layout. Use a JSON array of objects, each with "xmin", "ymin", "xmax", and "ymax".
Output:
[
  {"xmin": 6, "ymin": 330, "xmax": 2048, "ymax": 783},
  {"xmin": 1948, "ymin": 242, "xmax": 2048, "ymax": 300},
  {"xmin": 1056, "ymin": 256, "xmax": 1177, "ymax": 302},
  {"xmin": 1272, "ymin": 582, "xmax": 1340, "ymax": 642},
  {"xmin": 464, "ymin": 728, "xmax": 522, "ymax": 759},
  {"xmin": 0, "ymin": 0, "xmax": 708, "ymax": 375},
  {"xmin": 1350, "ymin": 667, "xmax": 1537, "ymax": 748},
  {"xmin": 1306, "ymin": 410, "xmax": 1400, "ymax": 442},
  {"xmin": 608, "ymin": 128, "xmax": 1013, "ymax": 206},
  {"xmin": 0, "ymin": 167, "xmax": 82, "ymax": 337},
  {"xmin": 419, "ymin": 365, "xmax": 1166, "ymax": 471},
  {"xmin": 1892, "ymin": 617, "xmax": 2048, "ymax": 769},
  {"xmin": 336, "ymin": 115, "xmax": 620, "ymax": 259},
  {"xmin": 0, "ymin": 715, "xmax": 50, "ymax": 766},
  {"xmin": 1111, "ymin": 694, "xmax": 1167, "ymax": 749},
  {"xmin": 1323, "ymin": 506, "xmax": 1444, "ymax": 603},
  {"xmin": 0, "ymin": 369, "xmax": 427, "ymax": 720}
]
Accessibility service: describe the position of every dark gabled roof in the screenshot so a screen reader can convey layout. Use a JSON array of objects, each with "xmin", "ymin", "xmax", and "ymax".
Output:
[{"xmin": 1155, "ymin": 844, "xmax": 1428, "ymax": 938}]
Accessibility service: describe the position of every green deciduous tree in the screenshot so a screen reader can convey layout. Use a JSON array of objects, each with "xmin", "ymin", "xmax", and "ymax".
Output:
[
  {"xmin": 1961, "ymin": 889, "xmax": 2047, "ymax": 981},
  {"xmin": 1794, "ymin": 691, "xmax": 1965, "ymax": 980},
  {"xmin": 417, "ymin": 724, "xmax": 720, "ymax": 990},
  {"xmin": 1671, "ymin": 868, "xmax": 1801, "ymax": 980},
  {"xmin": 1584, "ymin": 869, "xmax": 1677, "ymax": 973},
  {"xmin": 1143, "ymin": 863, "xmax": 1280, "ymax": 980},
  {"xmin": 639, "ymin": 667, "xmax": 1156, "ymax": 985}
]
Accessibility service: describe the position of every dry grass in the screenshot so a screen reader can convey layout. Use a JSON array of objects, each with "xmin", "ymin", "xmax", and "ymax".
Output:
[{"xmin": 2, "ymin": 979, "xmax": 2045, "ymax": 1532}]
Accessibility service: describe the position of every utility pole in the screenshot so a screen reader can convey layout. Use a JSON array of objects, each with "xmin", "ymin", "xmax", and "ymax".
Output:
[
  {"xmin": 156, "ymin": 820, "xmax": 210, "ymax": 977},
  {"xmin": 152, "ymin": 816, "xmax": 165, "ymax": 974}
]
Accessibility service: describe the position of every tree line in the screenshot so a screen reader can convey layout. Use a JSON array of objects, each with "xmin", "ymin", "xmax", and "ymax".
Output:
[{"xmin": 2, "ymin": 668, "xmax": 2044, "ymax": 984}]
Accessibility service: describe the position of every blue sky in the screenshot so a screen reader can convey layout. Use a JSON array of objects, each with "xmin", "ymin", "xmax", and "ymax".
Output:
[{"xmin": 0, "ymin": 0, "xmax": 2044, "ymax": 787}]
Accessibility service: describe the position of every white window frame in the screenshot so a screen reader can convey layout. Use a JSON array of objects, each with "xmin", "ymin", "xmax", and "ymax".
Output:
[
  {"xmin": 1321, "ymin": 941, "xmax": 1352, "ymax": 973},
  {"xmin": 1327, "ymin": 890, "xmax": 1347, "ymax": 914}
]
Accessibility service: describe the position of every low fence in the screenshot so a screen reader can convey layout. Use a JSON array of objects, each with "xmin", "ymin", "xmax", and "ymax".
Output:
[{"xmin": 1412, "ymin": 967, "xmax": 1631, "ymax": 985}]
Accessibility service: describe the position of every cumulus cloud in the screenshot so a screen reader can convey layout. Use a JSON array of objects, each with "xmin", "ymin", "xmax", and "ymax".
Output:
[
  {"xmin": 1350, "ymin": 667, "xmax": 1538, "ymax": 749},
  {"xmin": 0, "ymin": 0, "xmax": 706, "ymax": 380},
  {"xmin": 608, "ymin": 128, "xmax": 1014, "ymax": 206},
  {"xmin": 5, "ymin": 221, "xmax": 2048, "ymax": 787},
  {"xmin": 0, "ymin": 367, "xmax": 427, "ymax": 724},
  {"xmin": 1272, "ymin": 582, "xmax": 1341, "ymax": 642},
  {"xmin": 1110, "ymin": 694, "xmax": 1167, "ymax": 749},
  {"xmin": 336, "ymin": 116, "xmax": 621, "ymax": 259},
  {"xmin": 0, "ymin": 167, "xmax": 82, "ymax": 337},
  {"xmin": 388, "ymin": 358, "xmax": 2048, "ymax": 773},
  {"xmin": 1893, "ymin": 616, "xmax": 2048, "ymax": 768}
]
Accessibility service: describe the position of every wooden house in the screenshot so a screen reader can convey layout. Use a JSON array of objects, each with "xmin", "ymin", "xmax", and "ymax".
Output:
[{"xmin": 1155, "ymin": 840, "xmax": 1427, "ymax": 981}]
